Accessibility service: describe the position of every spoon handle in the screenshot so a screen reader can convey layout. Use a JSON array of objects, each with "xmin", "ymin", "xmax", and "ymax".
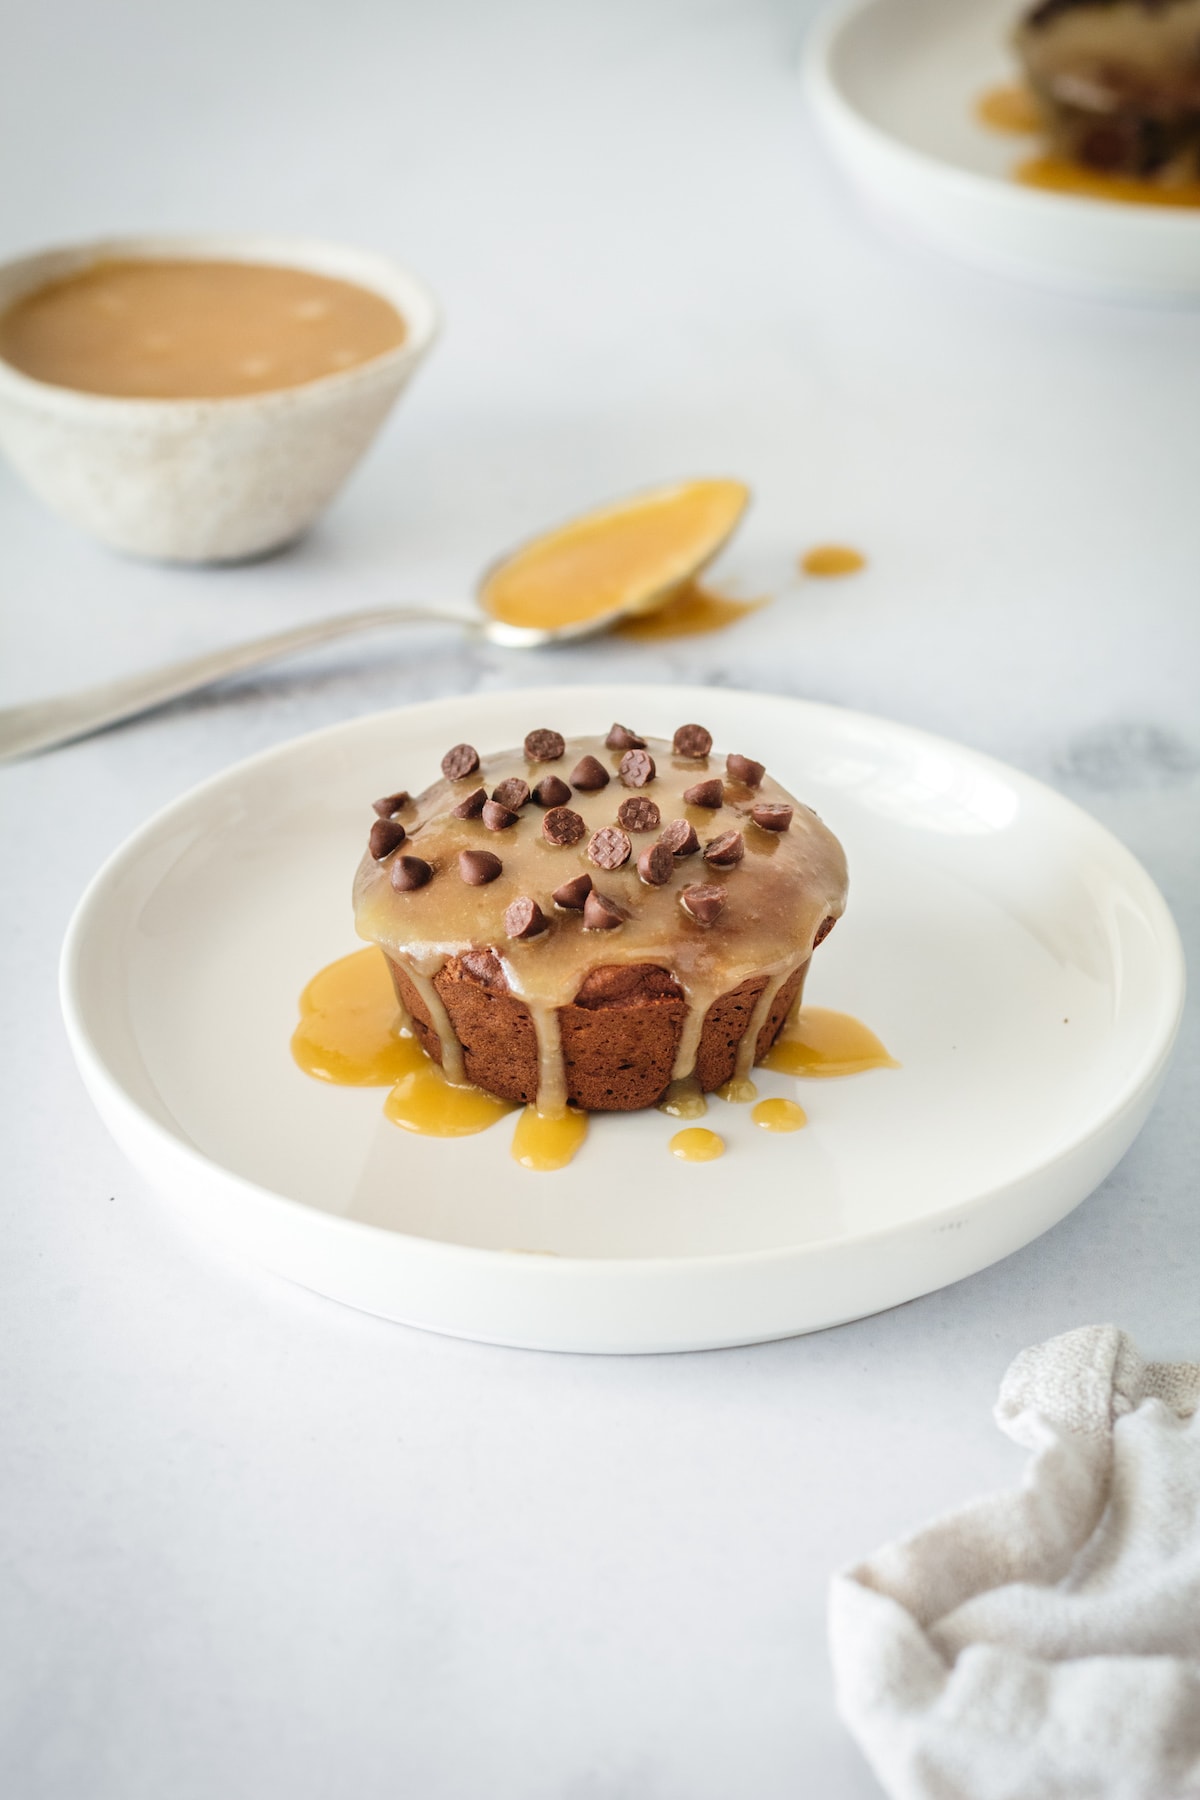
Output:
[{"xmin": 0, "ymin": 605, "xmax": 472, "ymax": 763}]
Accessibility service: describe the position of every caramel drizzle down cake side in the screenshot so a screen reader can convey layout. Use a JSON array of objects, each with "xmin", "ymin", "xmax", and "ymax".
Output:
[{"xmin": 353, "ymin": 724, "xmax": 849, "ymax": 1115}]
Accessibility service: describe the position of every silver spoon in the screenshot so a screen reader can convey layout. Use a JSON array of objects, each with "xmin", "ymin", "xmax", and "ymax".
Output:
[{"xmin": 0, "ymin": 478, "xmax": 748, "ymax": 763}]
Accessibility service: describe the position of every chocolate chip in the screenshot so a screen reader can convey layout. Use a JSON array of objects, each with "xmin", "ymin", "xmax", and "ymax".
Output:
[
  {"xmin": 619, "ymin": 748, "xmax": 656, "ymax": 788},
  {"xmin": 441, "ymin": 743, "xmax": 479, "ymax": 781},
  {"xmin": 491, "ymin": 777, "xmax": 530, "ymax": 811},
  {"xmin": 587, "ymin": 826, "xmax": 631, "ymax": 870},
  {"xmin": 683, "ymin": 778, "xmax": 723, "ymax": 809},
  {"xmin": 505, "ymin": 896, "xmax": 548, "ymax": 940},
  {"xmin": 459, "ymin": 849, "xmax": 503, "ymax": 886},
  {"xmin": 532, "ymin": 775, "xmax": 572, "ymax": 808},
  {"xmin": 390, "ymin": 855, "xmax": 433, "ymax": 891},
  {"xmin": 673, "ymin": 723, "xmax": 712, "ymax": 758},
  {"xmin": 617, "ymin": 796, "xmax": 661, "ymax": 832},
  {"xmin": 570, "ymin": 754, "xmax": 610, "ymax": 791},
  {"xmin": 542, "ymin": 806, "xmax": 586, "ymax": 847},
  {"xmin": 680, "ymin": 883, "xmax": 726, "ymax": 924},
  {"xmin": 704, "ymin": 829, "xmax": 744, "ymax": 868},
  {"xmin": 637, "ymin": 843, "xmax": 673, "ymax": 886},
  {"xmin": 726, "ymin": 753, "xmax": 765, "ymax": 788},
  {"xmin": 450, "ymin": 787, "xmax": 487, "ymax": 819},
  {"xmin": 813, "ymin": 915, "xmax": 837, "ymax": 947},
  {"xmin": 583, "ymin": 890, "xmax": 625, "ymax": 931},
  {"xmin": 552, "ymin": 872, "xmax": 593, "ymax": 910},
  {"xmin": 606, "ymin": 722, "xmax": 645, "ymax": 750},
  {"xmin": 750, "ymin": 803, "xmax": 792, "ymax": 832},
  {"xmin": 524, "ymin": 728, "xmax": 565, "ymax": 763},
  {"xmin": 372, "ymin": 791, "xmax": 409, "ymax": 818},
  {"xmin": 659, "ymin": 819, "xmax": 700, "ymax": 857},
  {"xmin": 369, "ymin": 818, "xmax": 407, "ymax": 860},
  {"xmin": 482, "ymin": 800, "xmax": 519, "ymax": 831}
]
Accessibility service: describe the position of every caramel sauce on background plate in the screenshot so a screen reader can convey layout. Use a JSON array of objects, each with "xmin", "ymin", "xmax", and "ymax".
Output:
[
  {"xmin": 0, "ymin": 258, "xmax": 407, "ymax": 398},
  {"xmin": 975, "ymin": 82, "xmax": 1200, "ymax": 209}
]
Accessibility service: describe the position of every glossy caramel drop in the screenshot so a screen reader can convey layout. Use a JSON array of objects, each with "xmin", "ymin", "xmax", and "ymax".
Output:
[
  {"xmin": 1016, "ymin": 155, "xmax": 1200, "ymax": 208},
  {"xmin": 614, "ymin": 579, "xmax": 765, "ymax": 642},
  {"xmin": 752, "ymin": 1097, "xmax": 807, "ymax": 1132},
  {"xmin": 669, "ymin": 1127, "xmax": 726, "ymax": 1162},
  {"xmin": 511, "ymin": 1106, "xmax": 589, "ymax": 1171},
  {"xmin": 384, "ymin": 1068, "xmax": 514, "ymax": 1137},
  {"xmin": 975, "ymin": 83, "xmax": 1041, "ymax": 135},
  {"xmin": 762, "ymin": 1008, "xmax": 898, "ymax": 1079},
  {"xmin": 800, "ymin": 545, "xmax": 865, "ymax": 578},
  {"xmin": 716, "ymin": 1075, "xmax": 758, "ymax": 1105},
  {"xmin": 292, "ymin": 947, "xmax": 423, "ymax": 1085},
  {"xmin": 657, "ymin": 1077, "xmax": 708, "ymax": 1120}
]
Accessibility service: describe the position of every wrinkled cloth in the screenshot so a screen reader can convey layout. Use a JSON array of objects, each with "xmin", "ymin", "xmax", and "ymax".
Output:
[{"xmin": 830, "ymin": 1326, "xmax": 1200, "ymax": 1800}]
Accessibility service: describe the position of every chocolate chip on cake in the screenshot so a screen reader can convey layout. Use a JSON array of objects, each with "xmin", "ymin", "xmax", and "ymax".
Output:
[
  {"xmin": 673, "ymin": 724, "xmax": 712, "ymax": 758},
  {"xmin": 441, "ymin": 743, "xmax": 480, "ymax": 781},
  {"xmin": 726, "ymin": 753, "xmax": 765, "ymax": 788},
  {"xmin": 637, "ymin": 843, "xmax": 674, "ymax": 886},
  {"xmin": 606, "ymin": 722, "xmax": 645, "ymax": 750},
  {"xmin": 813, "ymin": 915, "xmax": 837, "ymax": 947},
  {"xmin": 680, "ymin": 883, "xmax": 726, "ymax": 924},
  {"xmin": 372, "ymin": 791, "xmax": 410, "ymax": 819},
  {"xmin": 482, "ymin": 799, "xmax": 519, "ymax": 832},
  {"xmin": 570, "ymin": 754, "xmax": 610, "ymax": 791},
  {"xmin": 505, "ymin": 897, "xmax": 548, "ymax": 940},
  {"xmin": 451, "ymin": 786, "xmax": 487, "ymax": 819},
  {"xmin": 542, "ymin": 806, "xmax": 587, "ymax": 847},
  {"xmin": 552, "ymin": 872, "xmax": 593, "ymax": 910},
  {"xmin": 524, "ymin": 728, "xmax": 565, "ymax": 763},
  {"xmin": 619, "ymin": 748, "xmax": 656, "ymax": 787},
  {"xmin": 583, "ymin": 890, "xmax": 625, "ymax": 931},
  {"xmin": 704, "ymin": 829, "xmax": 744, "ymax": 868},
  {"xmin": 491, "ymin": 777, "xmax": 530, "ymax": 812},
  {"xmin": 617, "ymin": 796, "xmax": 661, "ymax": 832},
  {"xmin": 390, "ymin": 855, "xmax": 433, "ymax": 891},
  {"xmin": 659, "ymin": 818, "xmax": 700, "ymax": 857},
  {"xmin": 459, "ymin": 849, "xmax": 503, "ymax": 886},
  {"xmin": 369, "ymin": 818, "xmax": 407, "ymax": 860},
  {"xmin": 588, "ymin": 826, "xmax": 632, "ymax": 870},
  {"xmin": 532, "ymin": 774, "xmax": 572, "ymax": 808},
  {"xmin": 683, "ymin": 778, "xmax": 723, "ymax": 809},
  {"xmin": 750, "ymin": 803, "xmax": 793, "ymax": 833}
]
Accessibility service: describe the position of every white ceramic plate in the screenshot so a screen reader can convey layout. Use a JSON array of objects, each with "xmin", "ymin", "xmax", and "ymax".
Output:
[
  {"xmin": 61, "ymin": 686, "xmax": 1184, "ymax": 1354},
  {"xmin": 806, "ymin": 0, "xmax": 1200, "ymax": 300}
]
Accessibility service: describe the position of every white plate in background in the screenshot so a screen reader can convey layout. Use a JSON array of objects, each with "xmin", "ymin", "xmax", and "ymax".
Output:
[
  {"xmin": 806, "ymin": 0, "xmax": 1200, "ymax": 300},
  {"xmin": 60, "ymin": 686, "xmax": 1184, "ymax": 1353}
]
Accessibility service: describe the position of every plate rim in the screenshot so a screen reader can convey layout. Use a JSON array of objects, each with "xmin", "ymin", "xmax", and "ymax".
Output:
[{"xmin": 59, "ymin": 683, "xmax": 1187, "ymax": 1277}]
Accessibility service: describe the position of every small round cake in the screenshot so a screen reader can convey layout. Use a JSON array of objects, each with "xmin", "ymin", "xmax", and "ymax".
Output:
[{"xmin": 353, "ymin": 721, "xmax": 848, "ymax": 1113}]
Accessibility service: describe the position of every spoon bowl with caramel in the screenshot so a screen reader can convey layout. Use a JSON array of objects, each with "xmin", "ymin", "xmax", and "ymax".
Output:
[{"xmin": 0, "ymin": 233, "xmax": 439, "ymax": 563}]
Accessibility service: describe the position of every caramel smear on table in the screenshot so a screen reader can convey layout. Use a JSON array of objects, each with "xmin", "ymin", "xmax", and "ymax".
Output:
[
  {"xmin": 480, "ymin": 478, "xmax": 748, "ymax": 631},
  {"xmin": 292, "ymin": 948, "xmax": 423, "ymax": 1085},
  {"xmin": 752, "ymin": 1097, "xmax": 807, "ymax": 1132},
  {"xmin": 975, "ymin": 83, "xmax": 1042, "ymax": 134},
  {"xmin": 613, "ymin": 578, "xmax": 765, "ymax": 642},
  {"xmin": 800, "ymin": 545, "xmax": 866, "ymax": 578},
  {"xmin": 1016, "ymin": 155, "xmax": 1200, "ymax": 207},
  {"xmin": 0, "ymin": 258, "xmax": 407, "ymax": 399},
  {"xmin": 762, "ymin": 1007, "xmax": 898, "ymax": 1079},
  {"xmin": 669, "ymin": 1127, "xmax": 726, "ymax": 1162},
  {"xmin": 512, "ymin": 1105, "xmax": 590, "ymax": 1171}
]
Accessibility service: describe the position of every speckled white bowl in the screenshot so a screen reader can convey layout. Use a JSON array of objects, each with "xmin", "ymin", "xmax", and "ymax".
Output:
[{"xmin": 0, "ymin": 234, "xmax": 440, "ymax": 562}]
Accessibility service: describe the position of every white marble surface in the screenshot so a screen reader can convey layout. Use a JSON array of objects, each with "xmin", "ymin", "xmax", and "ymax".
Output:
[{"xmin": 2, "ymin": 2, "xmax": 1198, "ymax": 1795}]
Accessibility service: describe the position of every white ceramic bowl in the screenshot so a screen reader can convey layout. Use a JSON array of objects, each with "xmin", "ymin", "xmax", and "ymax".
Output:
[{"xmin": 0, "ymin": 234, "xmax": 440, "ymax": 562}]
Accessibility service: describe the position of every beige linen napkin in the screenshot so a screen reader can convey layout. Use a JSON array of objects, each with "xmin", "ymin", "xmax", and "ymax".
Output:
[{"xmin": 830, "ymin": 1326, "xmax": 1200, "ymax": 1800}]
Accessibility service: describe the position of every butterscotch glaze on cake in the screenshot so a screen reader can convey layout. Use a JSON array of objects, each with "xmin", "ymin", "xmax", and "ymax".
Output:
[{"xmin": 353, "ymin": 723, "xmax": 848, "ymax": 1116}]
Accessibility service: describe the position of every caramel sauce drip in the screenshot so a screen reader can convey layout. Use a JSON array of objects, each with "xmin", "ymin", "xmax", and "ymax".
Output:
[
  {"xmin": 479, "ymin": 480, "xmax": 749, "ymax": 631},
  {"xmin": 511, "ymin": 1106, "xmax": 590, "ymax": 1171},
  {"xmin": 613, "ymin": 579, "xmax": 765, "ymax": 642},
  {"xmin": 0, "ymin": 257, "xmax": 407, "ymax": 399},
  {"xmin": 657, "ymin": 1077, "xmax": 708, "ymax": 1119},
  {"xmin": 292, "ymin": 948, "xmax": 422, "ymax": 1086},
  {"xmin": 752, "ymin": 1097, "xmax": 807, "ymax": 1132},
  {"xmin": 716, "ymin": 1075, "xmax": 758, "ymax": 1104},
  {"xmin": 1016, "ymin": 154, "xmax": 1200, "ymax": 207},
  {"xmin": 762, "ymin": 1008, "xmax": 898, "ymax": 1079},
  {"xmin": 385, "ymin": 1067, "xmax": 514, "ymax": 1138},
  {"xmin": 975, "ymin": 83, "xmax": 1043, "ymax": 135},
  {"xmin": 669, "ymin": 1127, "xmax": 726, "ymax": 1162},
  {"xmin": 800, "ymin": 545, "xmax": 866, "ymax": 578}
]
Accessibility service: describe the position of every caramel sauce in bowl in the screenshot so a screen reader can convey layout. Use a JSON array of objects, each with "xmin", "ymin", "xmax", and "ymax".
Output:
[{"xmin": 0, "ymin": 233, "xmax": 439, "ymax": 561}]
